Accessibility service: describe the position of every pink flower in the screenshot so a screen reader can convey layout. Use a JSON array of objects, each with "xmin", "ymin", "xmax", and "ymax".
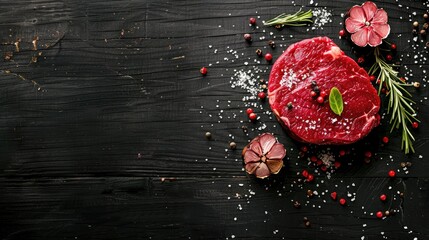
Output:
[
  {"xmin": 242, "ymin": 133, "xmax": 286, "ymax": 179},
  {"xmin": 345, "ymin": 1, "xmax": 390, "ymax": 47}
]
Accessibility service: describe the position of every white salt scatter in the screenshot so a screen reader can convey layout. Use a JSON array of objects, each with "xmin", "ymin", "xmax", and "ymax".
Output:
[{"xmin": 311, "ymin": 7, "xmax": 332, "ymax": 30}]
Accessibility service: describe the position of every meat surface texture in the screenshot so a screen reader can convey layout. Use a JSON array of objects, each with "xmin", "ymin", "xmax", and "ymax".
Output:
[{"xmin": 268, "ymin": 36, "xmax": 380, "ymax": 145}]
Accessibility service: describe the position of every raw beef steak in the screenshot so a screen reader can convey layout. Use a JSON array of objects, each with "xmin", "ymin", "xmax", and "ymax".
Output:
[{"xmin": 268, "ymin": 36, "xmax": 380, "ymax": 145}]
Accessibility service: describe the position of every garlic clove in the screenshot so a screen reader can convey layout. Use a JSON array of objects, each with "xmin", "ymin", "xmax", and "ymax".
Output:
[
  {"xmin": 362, "ymin": 1, "xmax": 377, "ymax": 21},
  {"xmin": 243, "ymin": 149, "xmax": 261, "ymax": 164},
  {"xmin": 345, "ymin": 17, "xmax": 365, "ymax": 34},
  {"xmin": 259, "ymin": 133, "xmax": 277, "ymax": 155},
  {"xmin": 266, "ymin": 159, "xmax": 283, "ymax": 174},
  {"xmin": 255, "ymin": 163, "xmax": 271, "ymax": 179},
  {"xmin": 351, "ymin": 27, "xmax": 370, "ymax": 47},
  {"xmin": 245, "ymin": 162, "xmax": 260, "ymax": 174},
  {"xmin": 349, "ymin": 5, "xmax": 366, "ymax": 23},
  {"xmin": 372, "ymin": 23, "xmax": 390, "ymax": 39},
  {"xmin": 371, "ymin": 9, "xmax": 388, "ymax": 24},
  {"xmin": 266, "ymin": 143, "xmax": 286, "ymax": 160},
  {"xmin": 248, "ymin": 140, "xmax": 263, "ymax": 156},
  {"xmin": 368, "ymin": 28, "xmax": 383, "ymax": 47}
]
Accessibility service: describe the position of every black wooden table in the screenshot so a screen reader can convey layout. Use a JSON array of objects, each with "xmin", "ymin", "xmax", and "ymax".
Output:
[{"xmin": 1, "ymin": 0, "xmax": 428, "ymax": 239}]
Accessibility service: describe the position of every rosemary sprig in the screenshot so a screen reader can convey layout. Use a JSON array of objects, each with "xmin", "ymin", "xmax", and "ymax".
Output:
[
  {"xmin": 264, "ymin": 9, "xmax": 313, "ymax": 27},
  {"xmin": 368, "ymin": 47, "xmax": 419, "ymax": 154}
]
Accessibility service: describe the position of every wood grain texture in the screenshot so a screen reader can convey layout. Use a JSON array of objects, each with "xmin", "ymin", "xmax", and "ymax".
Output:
[{"xmin": 1, "ymin": 0, "xmax": 428, "ymax": 239}]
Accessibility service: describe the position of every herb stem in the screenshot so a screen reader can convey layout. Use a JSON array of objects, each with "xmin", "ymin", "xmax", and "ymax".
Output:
[
  {"xmin": 369, "ymin": 47, "xmax": 418, "ymax": 154},
  {"xmin": 264, "ymin": 9, "xmax": 313, "ymax": 27}
]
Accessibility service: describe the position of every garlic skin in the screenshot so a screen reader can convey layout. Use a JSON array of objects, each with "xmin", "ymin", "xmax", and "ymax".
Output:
[
  {"xmin": 345, "ymin": 1, "xmax": 390, "ymax": 47},
  {"xmin": 242, "ymin": 133, "xmax": 286, "ymax": 179}
]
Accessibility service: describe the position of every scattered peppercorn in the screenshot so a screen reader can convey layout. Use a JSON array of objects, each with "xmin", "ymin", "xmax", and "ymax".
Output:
[
  {"xmin": 357, "ymin": 56, "xmax": 365, "ymax": 64},
  {"xmin": 388, "ymin": 170, "xmax": 396, "ymax": 178},
  {"xmin": 243, "ymin": 33, "xmax": 252, "ymax": 41},
  {"xmin": 205, "ymin": 132, "xmax": 212, "ymax": 139},
  {"xmin": 380, "ymin": 194, "xmax": 387, "ymax": 201},
  {"xmin": 316, "ymin": 96, "xmax": 324, "ymax": 104},
  {"xmin": 364, "ymin": 151, "xmax": 372, "ymax": 158},
  {"xmin": 241, "ymin": 125, "xmax": 248, "ymax": 133},
  {"xmin": 261, "ymin": 84, "xmax": 267, "ymax": 90},
  {"xmin": 330, "ymin": 192, "xmax": 337, "ymax": 200},
  {"xmin": 246, "ymin": 108, "xmax": 254, "ymax": 115},
  {"xmin": 313, "ymin": 86, "xmax": 320, "ymax": 93},
  {"xmin": 413, "ymin": 82, "xmax": 421, "ymax": 88},
  {"xmin": 420, "ymin": 29, "xmax": 427, "ymax": 36},
  {"xmin": 413, "ymin": 21, "xmax": 419, "ymax": 28},
  {"xmin": 307, "ymin": 189, "xmax": 313, "ymax": 197},
  {"xmin": 4, "ymin": 52, "xmax": 13, "ymax": 61},
  {"xmin": 386, "ymin": 54, "xmax": 393, "ymax": 61},
  {"xmin": 293, "ymin": 200, "xmax": 301, "ymax": 208},
  {"xmin": 399, "ymin": 192, "xmax": 404, "ymax": 198},
  {"xmin": 339, "ymin": 198, "xmax": 346, "ymax": 206},
  {"xmin": 390, "ymin": 43, "xmax": 397, "ymax": 50},
  {"xmin": 376, "ymin": 211, "xmax": 383, "ymax": 219},
  {"xmin": 369, "ymin": 75, "xmax": 376, "ymax": 81},
  {"xmin": 310, "ymin": 91, "xmax": 317, "ymax": 97},
  {"xmin": 256, "ymin": 49, "xmax": 262, "ymax": 56},
  {"xmin": 301, "ymin": 146, "xmax": 308, "ymax": 153},
  {"xmin": 385, "ymin": 210, "xmax": 390, "ymax": 216},
  {"xmin": 249, "ymin": 112, "xmax": 257, "ymax": 121},
  {"xmin": 400, "ymin": 162, "xmax": 407, "ymax": 168},
  {"xmin": 426, "ymin": 42, "xmax": 429, "ymax": 48},
  {"xmin": 302, "ymin": 170, "xmax": 309, "ymax": 177},
  {"xmin": 334, "ymin": 161, "xmax": 341, "ymax": 168},
  {"xmin": 424, "ymin": 13, "xmax": 429, "ymax": 19},
  {"xmin": 249, "ymin": 17, "xmax": 256, "ymax": 25},
  {"xmin": 200, "ymin": 67, "xmax": 208, "ymax": 75},
  {"xmin": 287, "ymin": 102, "xmax": 293, "ymax": 109},
  {"xmin": 264, "ymin": 53, "xmax": 273, "ymax": 61},
  {"xmin": 423, "ymin": 23, "xmax": 429, "ymax": 30},
  {"xmin": 305, "ymin": 221, "xmax": 311, "ymax": 228},
  {"xmin": 268, "ymin": 40, "xmax": 275, "ymax": 48},
  {"xmin": 339, "ymin": 29, "xmax": 346, "ymax": 37},
  {"xmin": 412, "ymin": 121, "xmax": 419, "ymax": 129},
  {"xmin": 406, "ymin": 162, "xmax": 412, "ymax": 167},
  {"xmin": 229, "ymin": 141, "xmax": 237, "ymax": 150},
  {"xmin": 307, "ymin": 174, "xmax": 314, "ymax": 182},
  {"xmin": 339, "ymin": 150, "xmax": 346, "ymax": 157},
  {"xmin": 382, "ymin": 136, "xmax": 389, "ymax": 144},
  {"xmin": 274, "ymin": 24, "xmax": 282, "ymax": 29},
  {"xmin": 258, "ymin": 92, "xmax": 266, "ymax": 100},
  {"xmin": 412, "ymin": 29, "xmax": 418, "ymax": 35}
]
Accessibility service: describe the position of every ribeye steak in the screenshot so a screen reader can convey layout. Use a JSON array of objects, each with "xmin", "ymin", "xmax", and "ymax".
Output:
[{"xmin": 268, "ymin": 36, "xmax": 380, "ymax": 145}]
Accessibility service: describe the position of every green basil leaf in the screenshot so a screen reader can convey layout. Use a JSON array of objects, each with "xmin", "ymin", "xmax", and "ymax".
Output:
[{"xmin": 329, "ymin": 87, "xmax": 343, "ymax": 116}]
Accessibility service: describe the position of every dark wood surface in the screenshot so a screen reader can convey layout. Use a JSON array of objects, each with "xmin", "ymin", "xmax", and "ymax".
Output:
[{"xmin": 1, "ymin": 0, "xmax": 429, "ymax": 239}]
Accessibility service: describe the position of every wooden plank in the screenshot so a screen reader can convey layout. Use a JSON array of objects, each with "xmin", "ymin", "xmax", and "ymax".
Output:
[{"xmin": 0, "ymin": 0, "xmax": 428, "ymax": 239}]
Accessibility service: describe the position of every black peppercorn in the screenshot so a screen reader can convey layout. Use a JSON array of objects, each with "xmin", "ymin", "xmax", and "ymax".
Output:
[
  {"xmin": 205, "ymin": 132, "xmax": 212, "ymax": 139},
  {"xmin": 256, "ymin": 49, "xmax": 262, "ymax": 56},
  {"xmin": 293, "ymin": 200, "xmax": 301, "ymax": 208},
  {"xmin": 229, "ymin": 141, "xmax": 237, "ymax": 150},
  {"xmin": 268, "ymin": 40, "xmax": 275, "ymax": 48},
  {"xmin": 287, "ymin": 102, "xmax": 293, "ymax": 109}
]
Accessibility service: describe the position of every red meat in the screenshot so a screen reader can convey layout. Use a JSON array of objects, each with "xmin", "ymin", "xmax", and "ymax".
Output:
[{"xmin": 268, "ymin": 37, "xmax": 380, "ymax": 145}]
